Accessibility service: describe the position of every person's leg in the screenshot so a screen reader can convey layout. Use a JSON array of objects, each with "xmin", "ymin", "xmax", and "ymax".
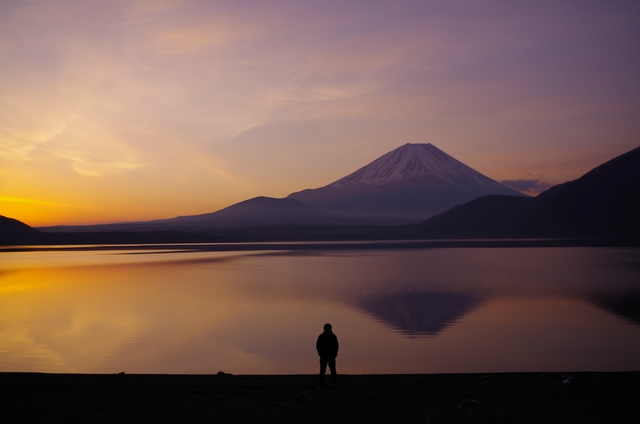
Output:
[
  {"xmin": 328, "ymin": 358, "xmax": 337, "ymax": 387},
  {"xmin": 319, "ymin": 358, "xmax": 328, "ymax": 387}
]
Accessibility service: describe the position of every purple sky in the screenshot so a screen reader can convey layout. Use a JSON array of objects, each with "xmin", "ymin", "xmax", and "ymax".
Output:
[{"xmin": 1, "ymin": 0, "xmax": 639, "ymax": 225}]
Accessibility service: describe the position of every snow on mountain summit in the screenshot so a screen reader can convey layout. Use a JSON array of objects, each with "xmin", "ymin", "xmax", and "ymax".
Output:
[{"xmin": 328, "ymin": 143, "xmax": 494, "ymax": 188}]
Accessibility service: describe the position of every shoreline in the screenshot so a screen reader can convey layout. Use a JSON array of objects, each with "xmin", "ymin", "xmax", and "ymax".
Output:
[
  {"xmin": 2, "ymin": 371, "xmax": 638, "ymax": 423},
  {"xmin": 2, "ymin": 237, "xmax": 639, "ymax": 253}
]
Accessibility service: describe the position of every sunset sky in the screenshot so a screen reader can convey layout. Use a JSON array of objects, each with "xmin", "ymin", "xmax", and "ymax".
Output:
[{"xmin": 1, "ymin": 0, "xmax": 639, "ymax": 226}]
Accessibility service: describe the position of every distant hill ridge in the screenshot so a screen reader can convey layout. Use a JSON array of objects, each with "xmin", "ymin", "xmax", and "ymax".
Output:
[
  {"xmin": 0, "ymin": 215, "xmax": 38, "ymax": 235},
  {"xmin": 150, "ymin": 196, "xmax": 343, "ymax": 228},
  {"xmin": 419, "ymin": 145, "xmax": 640, "ymax": 238},
  {"xmin": 0, "ymin": 214, "xmax": 40, "ymax": 245}
]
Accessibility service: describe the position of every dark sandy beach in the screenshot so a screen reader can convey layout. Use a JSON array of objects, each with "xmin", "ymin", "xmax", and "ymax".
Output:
[{"xmin": 2, "ymin": 372, "xmax": 638, "ymax": 423}]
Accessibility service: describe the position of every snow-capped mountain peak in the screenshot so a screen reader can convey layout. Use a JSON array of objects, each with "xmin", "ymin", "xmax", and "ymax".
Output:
[
  {"xmin": 287, "ymin": 142, "xmax": 524, "ymax": 223},
  {"xmin": 328, "ymin": 143, "xmax": 493, "ymax": 188}
]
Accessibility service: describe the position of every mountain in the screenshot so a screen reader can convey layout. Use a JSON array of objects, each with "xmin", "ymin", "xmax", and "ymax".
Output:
[
  {"xmin": 0, "ymin": 215, "xmax": 38, "ymax": 235},
  {"xmin": 150, "ymin": 196, "xmax": 341, "ymax": 229},
  {"xmin": 40, "ymin": 143, "xmax": 523, "ymax": 233},
  {"xmin": 418, "ymin": 145, "xmax": 640, "ymax": 238},
  {"xmin": 40, "ymin": 197, "xmax": 340, "ymax": 232},
  {"xmin": 0, "ymin": 215, "xmax": 41, "ymax": 244},
  {"xmin": 287, "ymin": 143, "xmax": 525, "ymax": 224}
]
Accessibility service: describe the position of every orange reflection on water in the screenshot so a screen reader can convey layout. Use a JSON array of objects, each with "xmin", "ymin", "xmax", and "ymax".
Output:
[
  {"xmin": 0, "ymin": 253, "xmax": 369, "ymax": 374},
  {"xmin": 0, "ymin": 261, "xmax": 239, "ymax": 373},
  {"xmin": 1, "ymin": 248, "xmax": 640, "ymax": 374}
]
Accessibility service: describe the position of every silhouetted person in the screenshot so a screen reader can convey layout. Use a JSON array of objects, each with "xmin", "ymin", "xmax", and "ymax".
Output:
[{"xmin": 316, "ymin": 323, "xmax": 339, "ymax": 388}]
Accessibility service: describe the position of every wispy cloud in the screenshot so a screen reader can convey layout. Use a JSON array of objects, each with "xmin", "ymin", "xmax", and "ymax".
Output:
[
  {"xmin": 501, "ymin": 178, "xmax": 554, "ymax": 196},
  {"xmin": 1, "ymin": 0, "xmax": 639, "ymax": 224},
  {"xmin": 0, "ymin": 196, "xmax": 69, "ymax": 207}
]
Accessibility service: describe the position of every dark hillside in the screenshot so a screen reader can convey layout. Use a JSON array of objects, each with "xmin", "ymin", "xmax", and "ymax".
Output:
[
  {"xmin": 0, "ymin": 215, "xmax": 42, "ymax": 244},
  {"xmin": 419, "ymin": 146, "xmax": 640, "ymax": 238},
  {"xmin": 0, "ymin": 215, "xmax": 37, "ymax": 234},
  {"xmin": 520, "ymin": 145, "xmax": 640, "ymax": 237}
]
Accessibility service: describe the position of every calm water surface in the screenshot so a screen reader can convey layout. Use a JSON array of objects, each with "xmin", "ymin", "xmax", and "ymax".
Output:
[{"xmin": 1, "ymin": 245, "xmax": 639, "ymax": 374}]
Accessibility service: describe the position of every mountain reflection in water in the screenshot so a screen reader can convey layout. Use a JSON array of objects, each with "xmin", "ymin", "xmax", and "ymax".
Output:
[
  {"xmin": 589, "ymin": 292, "xmax": 640, "ymax": 327},
  {"xmin": 356, "ymin": 292, "xmax": 484, "ymax": 336}
]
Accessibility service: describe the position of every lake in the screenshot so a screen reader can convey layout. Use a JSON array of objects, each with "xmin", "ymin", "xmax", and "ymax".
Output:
[{"xmin": 1, "ymin": 244, "xmax": 639, "ymax": 374}]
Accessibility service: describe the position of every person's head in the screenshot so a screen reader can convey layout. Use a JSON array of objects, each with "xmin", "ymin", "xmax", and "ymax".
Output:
[{"xmin": 323, "ymin": 323, "xmax": 332, "ymax": 332}]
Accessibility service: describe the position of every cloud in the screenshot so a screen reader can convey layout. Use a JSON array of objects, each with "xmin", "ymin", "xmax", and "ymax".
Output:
[
  {"xmin": 2, "ymin": 0, "xmax": 639, "ymax": 224},
  {"xmin": 501, "ymin": 179, "xmax": 554, "ymax": 196},
  {"xmin": 125, "ymin": 0, "xmax": 182, "ymax": 18},
  {"xmin": 47, "ymin": 130, "xmax": 148, "ymax": 177},
  {"xmin": 0, "ymin": 197, "xmax": 68, "ymax": 207}
]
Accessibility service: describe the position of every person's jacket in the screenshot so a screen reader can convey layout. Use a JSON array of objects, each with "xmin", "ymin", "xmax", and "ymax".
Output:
[{"xmin": 316, "ymin": 331, "xmax": 339, "ymax": 358}]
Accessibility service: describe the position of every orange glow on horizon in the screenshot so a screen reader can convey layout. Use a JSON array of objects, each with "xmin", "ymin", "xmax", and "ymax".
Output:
[{"xmin": 2, "ymin": 1, "xmax": 639, "ymax": 226}]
